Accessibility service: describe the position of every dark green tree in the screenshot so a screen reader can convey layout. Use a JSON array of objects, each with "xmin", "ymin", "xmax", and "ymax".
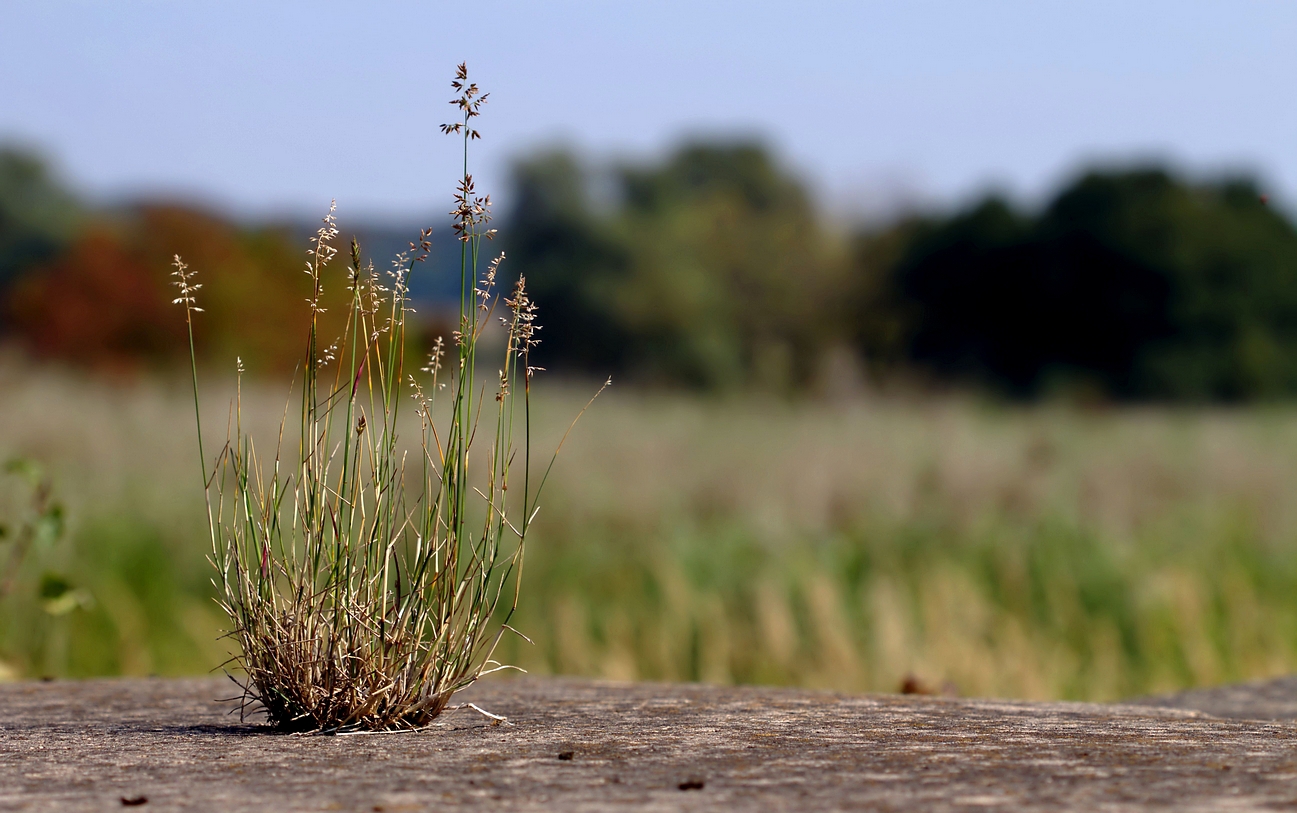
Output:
[
  {"xmin": 505, "ymin": 150, "xmax": 633, "ymax": 373},
  {"xmin": 0, "ymin": 148, "xmax": 80, "ymax": 297},
  {"xmin": 867, "ymin": 168, "xmax": 1297, "ymax": 400}
]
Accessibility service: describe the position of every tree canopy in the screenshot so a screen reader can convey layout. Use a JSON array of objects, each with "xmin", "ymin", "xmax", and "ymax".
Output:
[{"xmin": 875, "ymin": 169, "xmax": 1297, "ymax": 399}]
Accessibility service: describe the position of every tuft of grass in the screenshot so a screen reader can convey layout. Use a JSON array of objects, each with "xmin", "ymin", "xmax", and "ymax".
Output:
[{"xmin": 175, "ymin": 65, "xmax": 596, "ymax": 731}]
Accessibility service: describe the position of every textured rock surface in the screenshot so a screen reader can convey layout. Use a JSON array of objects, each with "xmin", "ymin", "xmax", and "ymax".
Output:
[
  {"xmin": 1132, "ymin": 675, "xmax": 1297, "ymax": 722},
  {"xmin": 3, "ymin": 677, "xmax": 1297, "ymax": 811}
]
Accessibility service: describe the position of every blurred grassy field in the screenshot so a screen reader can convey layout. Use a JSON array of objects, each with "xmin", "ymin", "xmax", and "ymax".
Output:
[{"xmin": 4, "ymin": 357, "xmax": 1297, "ymax": 700}]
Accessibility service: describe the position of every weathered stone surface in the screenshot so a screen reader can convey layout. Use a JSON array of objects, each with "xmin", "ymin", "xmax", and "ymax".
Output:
[
  {"xmin": 3, "ymin": 676, "xmax": 1297, "ymax": 811},
  {"xmin": 1132, "ymin": 675, "xmax": 1297, "ymax": 722}
]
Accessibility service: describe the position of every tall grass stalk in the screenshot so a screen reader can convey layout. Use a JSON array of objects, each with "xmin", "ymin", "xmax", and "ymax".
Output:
[{"xmin": 175, "ymin": 65, "xmax": 593, "ymax": 731}]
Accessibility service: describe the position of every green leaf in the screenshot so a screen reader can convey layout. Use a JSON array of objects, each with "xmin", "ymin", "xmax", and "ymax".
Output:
[
  {"xmin": 38, "ymin": 572, "xmax": 91, "ymax": 616},
  {"xmin": 3, "ymin": 457, "xmax": 42, "ymax": 487},
  {"xmin": 32, "ymin": 503, "xmax": 64, "ymax": 548},
  {"xmin": 38, "ymin": 571, "xmax": 73, "ymax": 600}
]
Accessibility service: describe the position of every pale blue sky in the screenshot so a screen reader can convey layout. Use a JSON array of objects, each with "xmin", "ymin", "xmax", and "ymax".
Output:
[{"xmin": 2, "ymin": 1, "xmax": 1295, "ymax": 221}]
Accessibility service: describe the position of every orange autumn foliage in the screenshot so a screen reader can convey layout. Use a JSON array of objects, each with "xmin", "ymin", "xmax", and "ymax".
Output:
[{"xmin": 5, "ymin": 205, "xmax": 348, "ymax": 374}]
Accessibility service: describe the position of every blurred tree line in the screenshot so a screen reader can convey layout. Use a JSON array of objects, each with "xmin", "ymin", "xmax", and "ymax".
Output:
[
  {"xmin": 508, "ymin": 145, "xmax": 1297, "ymax": 400},
  {"xmin": 5, "ymin": 142, "xmax": 1297, "ymax": 400},
  {"xmin": 866, "ymin": 172, "xmax": 1297, "ymax": 399}
]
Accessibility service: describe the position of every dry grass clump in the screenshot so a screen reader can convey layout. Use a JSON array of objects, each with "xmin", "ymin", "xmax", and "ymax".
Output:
[{"xmin": 175, "ymin": 65, "xmax": 594, "ymax": 731}]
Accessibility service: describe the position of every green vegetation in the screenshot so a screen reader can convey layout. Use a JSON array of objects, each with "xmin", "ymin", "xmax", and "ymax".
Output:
[
  {"xmin": 873, "ymin": 171, "xmax": 1297, "ymax": 399},
  {"xmin": 508, "ymin": 144, "xmax": 847, "ymax": 389},
  {"xmin": 0, "ymin": 147, "xmax": 80, "ymax": 301},
  {"xmin": 0, "ymin": 457, "xmax": 101, "ymax": 679},
  {"xmin": 4, "ymin": 369, "xmax": 1297, "ymax": 701}
]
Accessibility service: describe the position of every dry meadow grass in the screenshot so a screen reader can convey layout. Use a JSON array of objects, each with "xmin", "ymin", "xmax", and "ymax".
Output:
[{"xmin": 5, "ymin": 355, "xmax": 1297, "ymax": 700}]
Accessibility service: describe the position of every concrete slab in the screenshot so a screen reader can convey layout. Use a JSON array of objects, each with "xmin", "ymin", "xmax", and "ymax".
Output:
[
  {"xmin": 3, "ymin": 677, "xmax": 1297, "ymax": 811},
  {"xmin": 1132, "ymin": 675, "xmax": 1297, "ymax": 722}
]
